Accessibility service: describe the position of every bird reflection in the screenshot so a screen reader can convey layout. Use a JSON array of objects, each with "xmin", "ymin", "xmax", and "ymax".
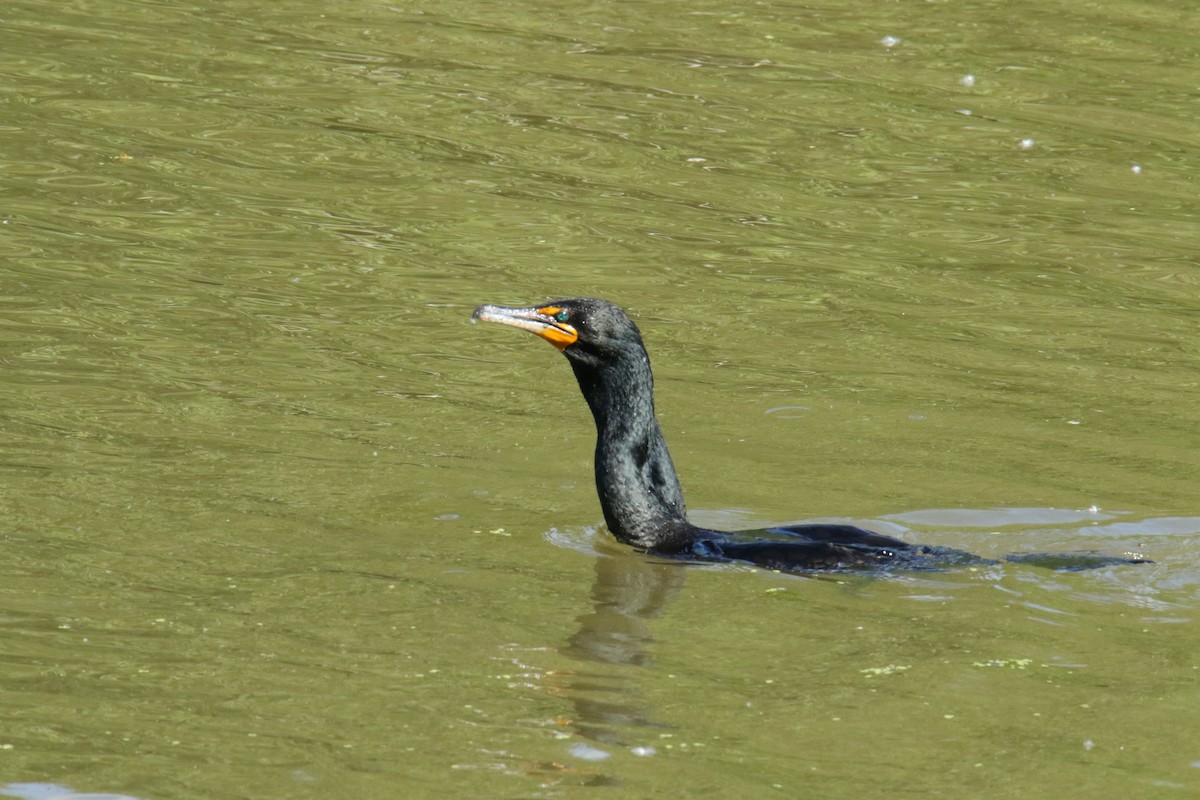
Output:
[{"xmin": 558, "ymin": 549, "xmax": 686, "ymax": 748}]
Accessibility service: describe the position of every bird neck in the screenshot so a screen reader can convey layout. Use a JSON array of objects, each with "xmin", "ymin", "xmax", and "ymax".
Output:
[{"xmin": 569, "ymin": 349, "xmax": 693, "ymax": 551}]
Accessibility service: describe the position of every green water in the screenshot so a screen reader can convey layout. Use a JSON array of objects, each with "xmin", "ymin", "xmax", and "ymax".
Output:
[{"xmin": 2, "ymin": 0, "xmax": 1197, "ymax": 797}]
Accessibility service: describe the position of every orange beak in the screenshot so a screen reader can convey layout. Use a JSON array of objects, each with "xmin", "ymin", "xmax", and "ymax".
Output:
[{"xmin": 472, "ymin": 303, "xmax": 579, "ymax": 351}]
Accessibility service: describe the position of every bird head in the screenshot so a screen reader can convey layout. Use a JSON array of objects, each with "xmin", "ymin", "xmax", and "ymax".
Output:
[{"xmin": 472, "ymin": 298, "xmax": 645, "ymax": 365}]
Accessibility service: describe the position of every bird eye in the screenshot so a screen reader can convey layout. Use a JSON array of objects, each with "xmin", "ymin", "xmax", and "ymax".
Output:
[{"xmin": 554, "ymin": 310, "xmax": 570, "ymax": 323}]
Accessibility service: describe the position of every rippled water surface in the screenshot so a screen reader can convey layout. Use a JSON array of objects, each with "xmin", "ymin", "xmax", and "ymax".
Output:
[{"xmin": 2, "ymin": 0, "xmax": 1198, "ymax": 797}]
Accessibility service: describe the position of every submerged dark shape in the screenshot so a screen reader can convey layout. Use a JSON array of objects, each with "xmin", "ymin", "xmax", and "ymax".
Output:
[{"xmin": 472, "ymin": 298, "xmax": 1147, "ymax": 573}]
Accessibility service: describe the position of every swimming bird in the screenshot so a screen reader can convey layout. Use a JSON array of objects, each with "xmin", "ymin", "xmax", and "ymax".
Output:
[{"xmin": 472, "ymin": 298, "xmax": 1144, "ymax": 572}]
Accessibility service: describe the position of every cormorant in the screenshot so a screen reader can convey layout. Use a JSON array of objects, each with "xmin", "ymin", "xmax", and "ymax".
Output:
[{"xmin": 472, "ymin": 298, "xmax": 1145, "ymax": 572}]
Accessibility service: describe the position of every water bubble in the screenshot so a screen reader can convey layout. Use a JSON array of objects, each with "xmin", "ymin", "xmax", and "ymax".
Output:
[{"xmin": 569, "ymin": 742, "xmax": 611, "ymax": 761}]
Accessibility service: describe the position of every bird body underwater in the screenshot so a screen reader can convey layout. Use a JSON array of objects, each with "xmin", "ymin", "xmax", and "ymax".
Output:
[{"xmin": 472, "ymin": 298, "xmax": 1146, "ymax": 573}]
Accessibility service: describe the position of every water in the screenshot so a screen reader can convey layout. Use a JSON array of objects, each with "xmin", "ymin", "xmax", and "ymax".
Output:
[{"xmin": 2, "ymin": 0, "xmax": 1197, "ymax": 797}]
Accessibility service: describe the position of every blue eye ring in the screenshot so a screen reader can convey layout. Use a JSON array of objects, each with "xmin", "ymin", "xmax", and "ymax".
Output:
[{"xmin": 554, "ymin": 310, "xmax": 570, "ymax": 323}]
